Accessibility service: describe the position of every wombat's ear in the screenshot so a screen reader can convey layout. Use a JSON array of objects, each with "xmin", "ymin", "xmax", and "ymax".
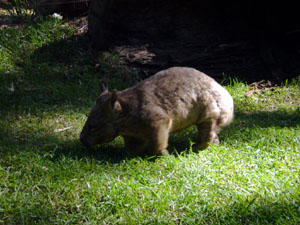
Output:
[
  {"xmin": 99, "ymin": 81, "xmax": 108, "ymax": 95},
  {"xmin": 110, "ymin": 90, "xmax": 122, "ymax": 113},
  {"xmin": 111, "ymin": 90, "xmax": 118, "ymax": 105}
]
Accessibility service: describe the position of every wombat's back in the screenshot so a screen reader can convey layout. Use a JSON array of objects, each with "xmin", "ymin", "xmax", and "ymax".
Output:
[{"xmin": 122, "ymin": 67, "xmax": 233, "ymax": 132}]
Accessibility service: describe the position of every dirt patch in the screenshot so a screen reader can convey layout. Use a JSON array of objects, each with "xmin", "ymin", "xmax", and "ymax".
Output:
[
  {"xmin": 64, "ymin": 16, "xmax": 88, "ymax": 35},
  {"xmin": 245, "ymin": 80, "xmax": 278, "ymax": 97}
]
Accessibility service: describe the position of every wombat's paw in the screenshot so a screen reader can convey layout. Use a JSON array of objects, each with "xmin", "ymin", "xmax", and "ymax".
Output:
[
  {"xmin": 192, "ymin": 142, "xmax": 209, "ymax": 152},
  {"xmin": 212, "ymin": 137, "xmax": 220, "ymax": 146},
  {"xmin": 159, "ymin": 149, "xmax": 170, "ymax": 156}
]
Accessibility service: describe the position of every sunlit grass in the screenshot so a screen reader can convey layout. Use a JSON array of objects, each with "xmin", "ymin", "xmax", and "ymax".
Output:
[{"xmin": 1, "ymin": 15, "xmax": 300, "ymax": 224}]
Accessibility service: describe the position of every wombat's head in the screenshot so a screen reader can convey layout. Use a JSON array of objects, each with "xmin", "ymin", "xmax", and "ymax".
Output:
[{"xmin": 80, "ymin": 82, "xmax": 121, "ymax": 147}]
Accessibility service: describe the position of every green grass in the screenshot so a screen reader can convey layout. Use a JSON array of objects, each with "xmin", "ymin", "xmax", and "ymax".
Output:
[{"xmin": 1, "ymin": 15, "xmax": 300, "ymax": 224}]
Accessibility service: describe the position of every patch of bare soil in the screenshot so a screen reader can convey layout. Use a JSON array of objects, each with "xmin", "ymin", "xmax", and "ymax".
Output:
[
  {"xmin": 64, "ymin": 16, "xmax": 88, "ymax": 35},
  {"xmin": 245, "ymin": 80, "xmax": 278, "ymax": 97}
]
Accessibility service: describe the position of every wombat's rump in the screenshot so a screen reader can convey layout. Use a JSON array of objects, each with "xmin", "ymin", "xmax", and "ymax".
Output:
[{"xmin": 80, "ymin": 67, "xmax": 234, "ymax": 156}]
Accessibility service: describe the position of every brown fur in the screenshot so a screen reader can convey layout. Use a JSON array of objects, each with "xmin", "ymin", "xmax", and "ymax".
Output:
[{"xmin": 80, "ymin": 67, "xmax": 234, "ymax": 156}]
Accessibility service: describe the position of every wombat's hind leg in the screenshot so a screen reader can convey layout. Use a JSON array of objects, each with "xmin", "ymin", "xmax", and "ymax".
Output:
[{"xmin": 193, "ymin": 120, "xmax": 220, "ymax": 151}]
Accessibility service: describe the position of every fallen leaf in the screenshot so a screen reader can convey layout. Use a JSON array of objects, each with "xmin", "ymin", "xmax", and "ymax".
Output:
[
  {"xmin": 245, "ymin": 89, "xmax": 261, "ymax": 97},
  {"xmin": 86, "ymin": 182, "xmax": 91, "ymax": 189},
  {"xmin": 54, "ymin": 126, "xmax": 73, "ymax": 132}
]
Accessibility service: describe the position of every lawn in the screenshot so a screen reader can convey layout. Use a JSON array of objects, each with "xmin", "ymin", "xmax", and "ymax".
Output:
[{"xmin": 0, "ymin": 14, "xmax": 300, "ymax": 224}]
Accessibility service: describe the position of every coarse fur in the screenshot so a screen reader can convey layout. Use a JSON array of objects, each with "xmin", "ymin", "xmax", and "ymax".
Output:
[{"xmin": 80, "ymin": 67, "xmax": 234, "ymax": 156}]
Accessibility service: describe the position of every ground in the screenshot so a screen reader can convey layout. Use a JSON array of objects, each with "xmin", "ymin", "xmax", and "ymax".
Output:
[{"xmin": 0, "ymin": 8, "xmax": 300, "ymax": 225}]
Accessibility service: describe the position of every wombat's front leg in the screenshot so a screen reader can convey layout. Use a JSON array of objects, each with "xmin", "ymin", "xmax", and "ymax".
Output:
[
  {"xmin": 123, "ymin": 136, "xmax": 148, "ymax": 156},
  {"xmin": 123, "ymin": 123, "xmax": 170, "ymax": 156},
  {"xmin": 193, "ymin": 120, "xmax": 220, "ymax": 151},
  {"xmin": 145, "ymin": 123, "xmax": 170, "ymax": 156}
]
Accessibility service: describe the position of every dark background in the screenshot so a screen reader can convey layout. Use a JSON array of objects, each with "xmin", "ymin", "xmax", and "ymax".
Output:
[{"xmin": 88, "ymin": 0, "xmax": 300, "ymax": 81}]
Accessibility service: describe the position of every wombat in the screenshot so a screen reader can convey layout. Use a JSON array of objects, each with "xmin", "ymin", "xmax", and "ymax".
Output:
[{"xmin": 80, "ymin": 67, "xmax": 234, "ymax": 156}]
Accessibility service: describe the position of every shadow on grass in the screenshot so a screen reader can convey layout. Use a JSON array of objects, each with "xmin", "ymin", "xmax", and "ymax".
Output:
[
  {"xmin": 30, "ymin": 35, "xmax": 91, "ymax": 66},
  {"xmin": 0, "ymin": 14, "xmax": 31, "ymax": 28},
  {"xmin": 218, "ymin": 199, "xmax": 300, "ymax": 224},
  {"xmin": 0, "ymin": 124, "xmax": 189, "ymax": 163},
  {"xmin": 0, "ymin": 130, "xmax": 130, "ymax": 164},
  {"xmin": 169, "ymin": 108, "xmax": 300, "ymax": 153},
  {"xmin": 0, "ymin": 36, "xmax": 132, "ymax": 115},
  {"xmin": 0, "ymin": 21, "xmax": 100, "ymax": 112},
  {"xmin": 53, "ymin": 141, "xmax": 131, "ymax": 164},
  {"xmin": 1, "ymin": 107, "xmax": 299, "ymax": 164},
  {"xmin": 235, "ymin": 109, "xmax": 300, "ymax": 128}
]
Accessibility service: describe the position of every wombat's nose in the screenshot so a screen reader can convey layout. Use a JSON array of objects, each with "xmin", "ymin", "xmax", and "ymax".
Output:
[{"xmin": 80, "ymin": 136, "xmax": 91, "ymax": 148}]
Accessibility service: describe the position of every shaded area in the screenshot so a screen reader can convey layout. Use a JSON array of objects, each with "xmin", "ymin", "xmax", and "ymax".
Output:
[
  {"xmin": 36, "ymin": 0, "xmax": 90, "ymax": 17},
  {"xmin": 169, "ymin": 108, "xmax": 300, "ymax": 152},
  {"xmin": 89, "ymin": 0, "xmax": 300, "ymax": 81},
  {"xmin": 234, "ymin": 109, "xmax": 300, "ymax": 129},
  {"xmin": 0, "ymin": 1, "xmax": 31, "ymax": 29},
  {"xmin": 1, "ymin": 108, "xmax": 299, "ymax": 162},
  {"xmin": 0, "ymin": 125, "xmax": 129, "ymax": 164},
  {"xmin": 0, "ymin": 23, "xmax": 98, "ymax": 114},
  {"xmin": 0, "ymin": 0, "xmax": 13, "ymax": 10},
  {"xmin": 1, "ymin": 40, "xmax": 136, "ymax": 115}
]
